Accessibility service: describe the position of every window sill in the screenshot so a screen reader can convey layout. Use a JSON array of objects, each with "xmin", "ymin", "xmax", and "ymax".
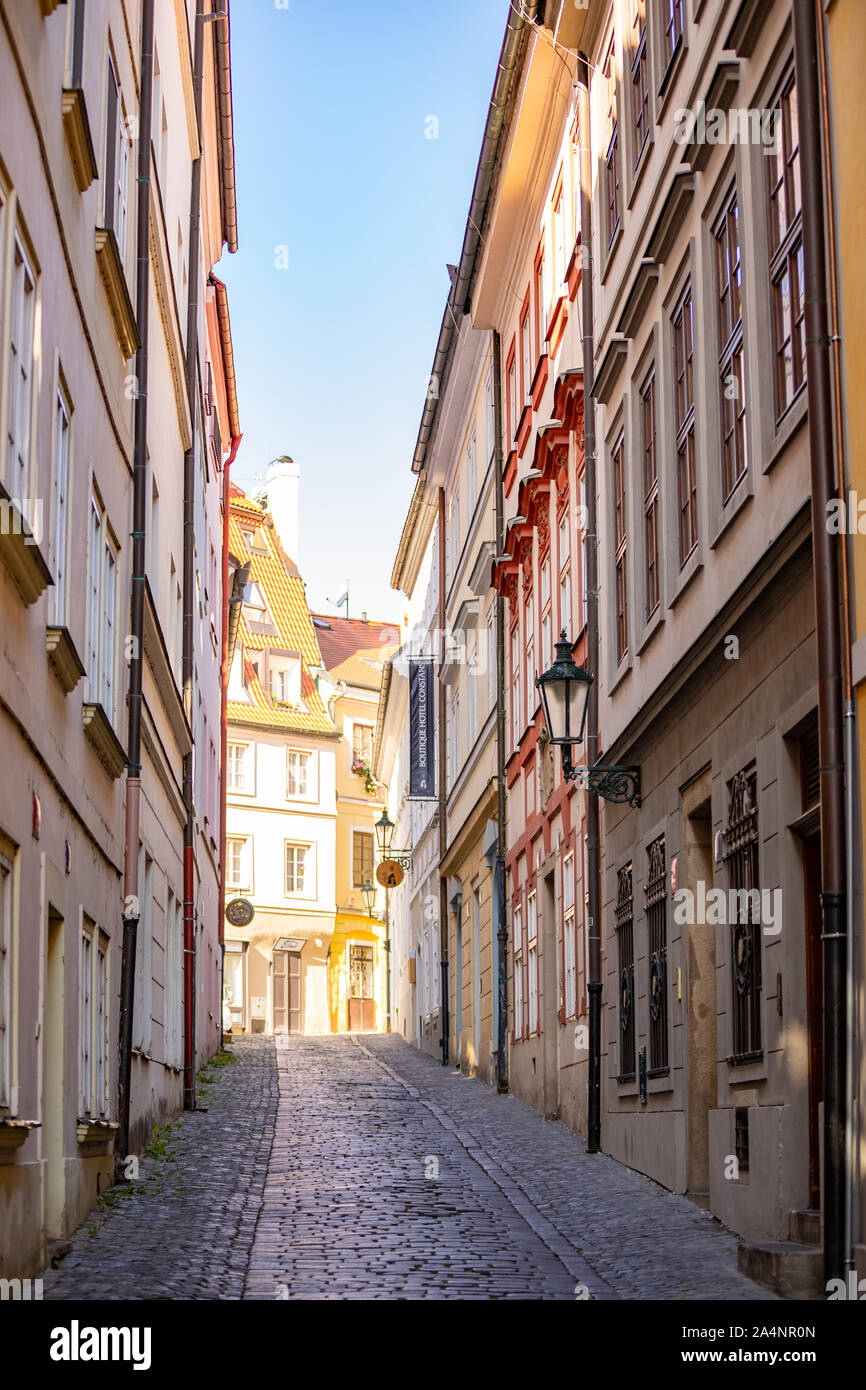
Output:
[
  {"xmin": 765, "ymin": 388, "xmax": 808, "ymax": 475},
  {"xmin": 46, "ymin": 625, "xmax": 86, "ymax": 693},
  {"xmin": 0, "ymin": 1118, "xmax": 40, "ymax": 1161},
  {"xmin": 710, "ymin": 472, "xmax": 752, "ymax": 551},
  {"xmin": 530, "ymin": 352, "xmax": 549, "ymax": 412},
  {"xmin": 94, "ymin": 227, "xmax": 140, "ymax": 360},
  {"xmin": 0, "ymin": 485, "xmax": 53, "ymax": 605},
  {"xmin": 82, "ymin": 701, "xmax": 126, "ymax": 779},
  {"xmin": 61, "ymin": 88, "xmax": 98, "ymax": 191},
  {"xmin": 634, "ymin": 604, "xmax": 664, "ymax": 658},
  {"xmin": 77, "ymin": 1117, "xmax": 119, "ymax": 1154}
]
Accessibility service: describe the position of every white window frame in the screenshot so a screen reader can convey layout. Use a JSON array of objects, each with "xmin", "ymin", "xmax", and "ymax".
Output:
[
  {"xmin": 7, "ymin": 234, "xmax": 36, "ymax": 499},
  {"xmin": 284, "ymin": 841, "xmax": 313, "ymax": 898},
  {"xmin": 563, "ymin": 851, "xmax": 576, "ymax": 1019},
  {"xmin": 513, "ymin": 901, "xmax": 524, "ymax": 1040},
  {"xmin": 227, "ymin": 741, "xmax": 253, "ymax": 794},
  {"xmin": 51, "ymin": 382, "xmax": 72, "ymax": 624},
  {"xmin": 226, "ymin": 835, "xmax": 252, "ymax": 893},
  {"xmin": 80, "ymin": 925, "xmax": 93, "ymax": 1114},
  {"xmin": 286, "ymin": 747, "xmax": 316, "ymax": 801}
]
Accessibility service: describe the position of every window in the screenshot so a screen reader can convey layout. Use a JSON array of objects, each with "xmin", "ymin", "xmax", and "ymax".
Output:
[
  {"xmin": 559, "ymin": 514, "xmax": 572, "ymax": 637},
  {"xmin": 52, "ymin": 385, "xmax": 72, "ymax": 624},
  {"xmin": 554, "ymin": 189, "xmax": 565, "ymax": 289},
  {"xmin": 448, "ymin": 689, "xmax": 460, "ymax": 788},
  {"xmin": 133, "ymin": 850, "xmax": 152, "ymax": 1053},
  {"xmin": 646, "ymin": 835, "xmax": 668, "ymax": 1074},
  {"xmin": 80, "ymin": 927, "xmax": 93, "ymax": 1114},
  {"xmin": 715, "ymin": 188, "xmax": 747, "ymax": 500},
  {"xmin": 641, "ymin": 370, "xmax": 659, "ymax": 618},
  {"xmin": 615, "ymin": 863, "xmax": 635, "ymax": 1080},
  {"xmin": 270, "ymin": 668, "xmax": 292, "ymax": 703},
  {"xmin": 723, "ymin": 770, "xmax": 763, "ymax": 1061},
  {"xmin": 286, "ymin": 748, "xmax": 314, "ymax": 799},
  {"xmin": 88, "ymin": 492, "xmax": 118, "ymax": 719},
  {"xmin": 508, "ymin": 356, "xmax": 517, "ymax": 441},
  {"xmin": 527, "ymin": 890, "xmax": 538, "ymax": 1035},
  {"xmin": 540, "ymin": 554, "xmax": 552, "ymax": 671},
  {"xmin": 673, "ymin": 285, "xmax": 697, "ymax": 564},
  {"xmin": 513, "ymin": 901, "xmax": 524, "ymax": 1038},
  {"xmin": 485, "ymin": 362, "xmax": 495, "ymax": 462},
  {"xmin": 103, "ymin": 56, "xmax": 130, "ymax": 265},
  {"xmin": 353, "ymin": 831, "xmax": 374, "ymax": 889},
  {"xmin": 95, "ymin": 933, "xmax": 108, "ymax": 1115},
  {"xmin": 226, "ymin": 836, "xmax": 251, "ymax": 892},
  {"xmin": 0, "ymin": 853, "xmax": 11, "ymax": 1108},
  {"xmin": 448, "ymin": 490, "xmax": 460, "ymax": 581},
  {"xmin": 524, "ymin": 594, "xmax": 534, "ymax": 723},
  {"xmin": 766, "ymin": 71, "xmax": 805, "ymax": 419},
  {"xmin": 7, "ymin": 236, "xmax": 36, "ymax": 498},
  {"xmin": 520, "ymin": 305, "xmax": 531, "ymax": 400},
  {"xmin": 662, "ymin": 0, "xmax": 683, "ymax": 67},
  {"xmin": 467, "ymin": 630, "xmax": 478, "ymax": 747},
  {"xmin": 631, "ymin": 0, "xmax": 649, "ymax": 166},
  {"xmin": 164, "ymin": 891, "xmax": 183, "ymax": 1068},
  {"xmin": 613, "ymin": 432, "xmax": 628, "ymax": 662},
  {"xmin": 352, "ymin": 722, "xmax": 374, "ymax": 767},
  {"xmin": 563, "ymin": 851, "xmax": 576, "ymax": 1019},
  {"xmin": 227, "ymin": 742, "xmax": 251, "ymax": 793},
  {"xmin": 68, "ymin": 0, "xmax": 86, "ymax": 88},
  {"xmin": 603, "ymin": 34, "xmax": 619, "ymax": 246},
  {"xmin": 510, "ymin": 621, "xmax": 521, "ymax": 747},
  {"xmin": 535, "ymin": 250, "xmax": 546, "ymax": 355},
  {"xmin": 465, "ymin": 429, "xmax": 476, "ymax": 513},
  {"xmin": 285, "ymin": 842, "xmax": 311, "ymax": 896}
]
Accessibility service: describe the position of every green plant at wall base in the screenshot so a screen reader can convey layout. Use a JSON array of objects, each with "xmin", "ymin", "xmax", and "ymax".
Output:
[{"xmin": 144, "ymin": 1122, "xmax": 176, "ymax": 1161}]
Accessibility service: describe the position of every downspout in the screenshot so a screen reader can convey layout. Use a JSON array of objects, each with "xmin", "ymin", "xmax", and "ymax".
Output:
[
  {"xmin": 218, "ymin": 434, "xmax": 241, "ymax": 1034},
  {"xmin": 577, "ymin": 53, "xmax": 602, "ymax": 1155},
  {"xmin": 493, "ymin": 330, "xmax": 508, "ymax": 1093},
  {"xmin": 210, "ymin": 273, "xmax": 241, "ymax": 1042},
  {"xmin": 182, "ymin": 0, "xmax": 207, "ymax": 1110},
  {"xmin": 438, "ymin": 486, "xmax": 449, "ymax": 1065},
  {"xmin": 117, "ymin": 0, "xmax": 155, "ymax": 1165},
  {"xmin": 815, "ymin": 2, "xmax": 857, "ymax": 1279},
  {"xmin": 792, "ymin": 0, "xmax": 847, "ymax": 1288}
]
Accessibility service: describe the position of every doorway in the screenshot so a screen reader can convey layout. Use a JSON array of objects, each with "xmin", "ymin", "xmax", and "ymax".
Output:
[
  {"xmin": 682, "ymin": 775, "xmax": 717, "ymax": 1199},
  {"xmin": 273, "ymin": 949, "xmax": 301, "ymax": 1034},
  {"xmin": 44, "ymin": 908, "xmax": 65, "ymax": 1238},
  {"xmin": 347, "ymin": 944, "xmax": 376, "ymax": 1031},
  {"xmin": 803, "ymin": 833, "xmax": 823, "ymax": 1210}
]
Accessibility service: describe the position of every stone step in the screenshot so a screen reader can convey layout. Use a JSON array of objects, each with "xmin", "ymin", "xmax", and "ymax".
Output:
[
  {"xmin": 738, "ymin": 1240, "xmax": 824, "ymax": 1300},
  {"xmin": 789, "ymin": 1208, "xmax": 822, "ymax": 1246}
]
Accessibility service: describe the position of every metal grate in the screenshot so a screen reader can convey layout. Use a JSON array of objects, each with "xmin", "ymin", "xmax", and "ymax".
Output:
[
  {"xmin": 615, "ymin": 864, "xmax": 635, "ymax": 1081},
  {"xmin": 646, "ymin": 835, "xmax": 668, "ymax": 1074},
  {"xmin": 801, "ymin": 724, "xmax": 820, "ymax": 811},
  {"xmin": 723, "ymin": 770, "xmax": 763, "ymax": 1062},
  {"xmin": 735, "ymin": 1106, "xmax": 750, "ymax": 1173}
]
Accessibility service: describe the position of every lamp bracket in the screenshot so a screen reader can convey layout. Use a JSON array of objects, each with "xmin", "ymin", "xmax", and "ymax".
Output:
[{"xmin": 563, "ymin": 752, "xmax": 641, "ymax": 808}]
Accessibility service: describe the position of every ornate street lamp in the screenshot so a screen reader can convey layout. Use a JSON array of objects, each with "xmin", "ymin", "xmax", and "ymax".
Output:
[
  {"xmin": 536, "ymin": 631, "xmax": 641, "ymax": 807},
  {"xmin": 375, "ymin": 809, "xmax": 395, "ymax": 857},
  {"xmin": 361, "ymin": 877, "xmax": 376, "ymax": 918}
]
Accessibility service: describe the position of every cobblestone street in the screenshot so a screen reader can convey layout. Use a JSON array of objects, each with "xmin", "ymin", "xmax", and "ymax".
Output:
[{"xmin": 41, "ymin": 1035, "xmax": 775, "ymax": 1301}]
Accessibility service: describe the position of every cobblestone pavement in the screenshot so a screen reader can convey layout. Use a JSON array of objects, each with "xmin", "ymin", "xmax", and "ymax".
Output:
[
  {"xmin": 42, "ymin": 1040, "xmax": 278, "ymax": 1300},
  {"xmin": 42, "ymin": 1033, "xmax": 775, "ymax": 1300}
]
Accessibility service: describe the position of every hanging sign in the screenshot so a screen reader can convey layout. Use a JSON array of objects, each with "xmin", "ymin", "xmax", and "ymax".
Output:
[{"xmin": 409, "ymin": 658, "xmax": 435, "ymax": 798}]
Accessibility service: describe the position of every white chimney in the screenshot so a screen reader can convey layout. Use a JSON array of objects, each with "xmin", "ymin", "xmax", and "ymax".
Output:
[{"xmin": 266, "ymin": 455, "xmax": 300, "ymax": 563}]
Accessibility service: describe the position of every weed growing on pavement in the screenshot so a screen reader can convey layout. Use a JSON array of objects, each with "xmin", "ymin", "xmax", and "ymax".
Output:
[{"xmin": 144, "ymin": 1122, "xmax": 176, "ymax": 1161}]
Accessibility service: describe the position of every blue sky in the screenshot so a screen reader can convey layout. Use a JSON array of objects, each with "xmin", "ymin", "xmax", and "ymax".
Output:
[{"xmin": 216, "ymin": 0, "xmax": 507, "ymax": 623}]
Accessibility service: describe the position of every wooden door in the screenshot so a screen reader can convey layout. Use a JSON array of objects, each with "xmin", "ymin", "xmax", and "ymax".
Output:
[
  {"xmin": 274, "ymin": 950, "xmax": 302, "ymax": 1034},
  {"xmin": 803, "ymin": 833, "xmax": 823, "ymax": 1210},
  {"xmin": 347, "ymin": 945, "xmax": 375, "ymax": 1031}
]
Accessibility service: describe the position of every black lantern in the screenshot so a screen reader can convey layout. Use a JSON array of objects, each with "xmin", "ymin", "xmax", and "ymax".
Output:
[
  {"xmin": 536, "ymin": 631, "xmax": 592, "ymax": 749},
  {"xmin": 361, "ymin": 877, "xmax": 376, "ymax": 918},
  {"xmin": 375, "ymin": 809, "xmax": 395, "ymax": 857},
  {"xmin": 536, "ymin": 630, "xmax": 641, "ymax": 807}
]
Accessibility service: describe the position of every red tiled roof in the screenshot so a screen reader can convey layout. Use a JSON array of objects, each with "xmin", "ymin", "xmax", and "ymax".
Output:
[{"xmin": 311, "ymin": 612, "xmax": 400, "ymax": 674}]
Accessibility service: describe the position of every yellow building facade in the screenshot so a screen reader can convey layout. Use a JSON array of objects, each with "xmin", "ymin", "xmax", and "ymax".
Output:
[{"xmin": 312, "ymin": 618, "xmax": 399, "ymax": 1033}]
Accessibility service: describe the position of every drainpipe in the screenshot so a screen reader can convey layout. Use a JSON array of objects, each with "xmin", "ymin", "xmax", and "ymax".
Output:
[
  {"xmin": 438, "ymin": 486, "xmax": 449, "ymax": 1065},
  {"xmin": 493, "ymin": 330, "xmax": 509, "ymax": 1093},
  {"xmin": 792, "ymin": 0, "xmax": 847, "ymax": 1288},
  {"xmin": 182, "ymin": 0, "xmax": 208, "ymax": 1110},
  {"xmin": 218, "ymin": 433, "xmax": 241, "ymax": 1033},
  {"xmin": 815, "ymin": 4, "xmax": 859, "ymax": 1282},
  {"xmin": 577, "ymin": 52, "xmax": 602, "ymax": 1155},
  {"xmin": 117, "ymin": 0, "xmax": 155, "ymax": 1166}
]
